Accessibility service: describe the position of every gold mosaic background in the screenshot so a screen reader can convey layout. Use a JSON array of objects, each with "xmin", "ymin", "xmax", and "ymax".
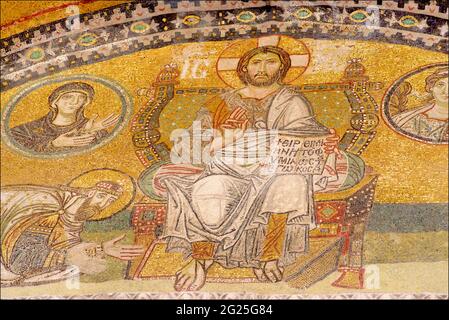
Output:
[
  {"xmin": 1, "ymin": 39, "xmax": 447, "ymax": 203},
  {"xmin": 0, "ymin": 1, "xmax": 448, "ymax": 299},
  {"xmin": 0, "ymin": 1, "xmax": 130, "ymax": 38}
]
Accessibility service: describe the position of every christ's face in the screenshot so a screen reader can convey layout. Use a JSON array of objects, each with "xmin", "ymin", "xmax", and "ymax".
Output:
[
  {"xmin": 55, "ymin": 92, "xmax": 87, "ymax": 115},
  {"xmin": 245, "ymin": 52, "xmax": 283, "ymax": 87},
  {"xmin": 431, "ymin": 78, "xmax": 448, "ymax": 105}
]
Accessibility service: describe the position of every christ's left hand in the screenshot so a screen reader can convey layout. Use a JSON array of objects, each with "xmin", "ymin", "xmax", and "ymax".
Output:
[
  {"xmin": 324, "ymin": 128, "xmax": 342, "ymax": 158},
  {"xmin": 220, "ymin": 107, "xmax": 249, "ymax": 130},
  {"xmin": 102, "ymin": 234, "xmax": 145, "ymax": 261}
]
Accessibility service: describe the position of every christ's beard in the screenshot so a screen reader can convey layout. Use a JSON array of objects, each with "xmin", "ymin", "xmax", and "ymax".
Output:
[
  {"xmin": 245, "ymin": 72, "xmax": 281, "ymax": 87},
  {"xmin": 76, "ymin": 202, "xmax": 101, "ymax": 221}
]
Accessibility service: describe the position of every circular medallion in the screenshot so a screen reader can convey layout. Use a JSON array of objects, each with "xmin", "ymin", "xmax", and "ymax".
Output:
[
  {"xmin": 1, "ymin": 74, "xmax": 133, "ymax": 158},
  {"xmin": 381, "ymin": 63, "xmax": 448, "ymax": 145}
]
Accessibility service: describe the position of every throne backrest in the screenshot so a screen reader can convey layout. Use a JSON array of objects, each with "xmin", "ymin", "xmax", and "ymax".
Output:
[{"xmin": 131, "ymin": 62, "xmax": 380, "ymax": 200}]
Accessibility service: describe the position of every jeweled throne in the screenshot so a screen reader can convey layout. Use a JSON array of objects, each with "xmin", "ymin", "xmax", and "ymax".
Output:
[{"xmin": 126, "ymin": 59, "xmax": 381, "ymax": 289}]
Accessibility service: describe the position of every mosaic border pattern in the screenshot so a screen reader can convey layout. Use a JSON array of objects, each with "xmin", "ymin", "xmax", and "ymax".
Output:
[
  {"xmin": 1, "ymin": 0, "xmax": 448, "ymax": 92},
  {"xmin": 7, "ymin": 291, "xmax": 449, "ymax": 300}
]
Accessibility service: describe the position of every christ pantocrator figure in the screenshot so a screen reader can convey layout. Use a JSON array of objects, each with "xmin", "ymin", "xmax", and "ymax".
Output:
[{"xmin": 153, "ymin": 36, "xmax": 366, "ymax": 291}]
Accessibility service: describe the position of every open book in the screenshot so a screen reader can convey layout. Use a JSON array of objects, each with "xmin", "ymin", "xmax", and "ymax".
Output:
[
  {"xmin": 267, "ymin": 130, "xmax": 331, "ymax": 175},
  {"xmin": 212, "ymin": 128, "xmax": 331, "ymax": 175}
]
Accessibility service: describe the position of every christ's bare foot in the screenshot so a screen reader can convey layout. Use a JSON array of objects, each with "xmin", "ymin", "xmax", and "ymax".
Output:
[
  {"xmin": 253, "ymin": 267, "xmax": 268, "ymax": 282},
  {"xmin": 174, "ymin": 259, "xmax": 213, "ymax": 291},
  {"xmin": 263, "ymin": 260, "xmax": 284, "ymax": 283}
]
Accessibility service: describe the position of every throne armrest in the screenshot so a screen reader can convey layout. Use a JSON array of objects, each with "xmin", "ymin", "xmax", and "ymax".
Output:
[{"xmin": 315, "ymin": 174, "xmax": 378, "ymax": 202}]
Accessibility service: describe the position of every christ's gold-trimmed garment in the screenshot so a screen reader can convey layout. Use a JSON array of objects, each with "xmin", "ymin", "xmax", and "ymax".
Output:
[{"xmin": 154, "ymin": 87, "xmax": 366, "ymax": 268}]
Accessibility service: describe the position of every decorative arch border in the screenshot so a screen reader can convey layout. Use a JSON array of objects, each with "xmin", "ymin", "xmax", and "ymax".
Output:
[{"xmin": 1, "ymin": 0, "xmax": 447, "ymax": 92}]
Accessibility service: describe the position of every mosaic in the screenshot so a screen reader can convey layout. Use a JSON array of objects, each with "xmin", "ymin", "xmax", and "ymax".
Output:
[
  {"xmin": 382, "ymin": 62, "xmax": 448, "ymax": 144},
  {"xmin": 0, "ymin": 0, "xmax": 447, "ymax": 300},
  {"xmin": 2, "ymin": 75, "xmax": 132, "ymax": 157}
]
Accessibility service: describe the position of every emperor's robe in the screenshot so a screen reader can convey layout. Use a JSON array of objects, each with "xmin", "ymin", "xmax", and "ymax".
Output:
[
  {"xmin": 154, "ymin": 87, "xmax": 366, "ymax": 268},
  {"xmin": 0, "ymin": 185, "xmax": 105, "ymax": 286}
]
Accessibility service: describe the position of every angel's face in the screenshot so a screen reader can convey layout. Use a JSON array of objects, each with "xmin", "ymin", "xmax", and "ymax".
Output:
[{"xmin": 431, "ymin": 78, "xmax": 448, "ymax": 105}]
